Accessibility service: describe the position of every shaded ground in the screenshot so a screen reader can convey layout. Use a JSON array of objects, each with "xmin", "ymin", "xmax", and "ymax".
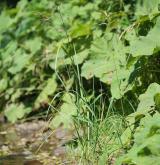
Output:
[{"xmin": 0, "ymin": 120, "xmax": 76, "ymax": 165}]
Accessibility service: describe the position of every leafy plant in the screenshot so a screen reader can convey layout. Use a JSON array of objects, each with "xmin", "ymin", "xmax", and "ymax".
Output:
[
  {"xmin": 116, "ymin": 113, "xmax": 160, "ymax": 165},
  {"xmin": 1, "ymin": 0, "xmax": 160, "ymax": 164}
]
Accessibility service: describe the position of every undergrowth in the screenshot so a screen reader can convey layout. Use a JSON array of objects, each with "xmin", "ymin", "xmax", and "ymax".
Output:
[{"xmin": 1, "ymin": 0, "xmax": 160, "ymax": 164}]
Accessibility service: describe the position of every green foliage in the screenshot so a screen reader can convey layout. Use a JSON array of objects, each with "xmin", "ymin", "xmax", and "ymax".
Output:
[
  {"xmin": 129, "ymin": 18, "xmax": 160, "ymax": 56},
  {"xmin": 34, "ymin": 74, "xmax": 57, "ymax": 109},
  {"xmin": 117, "ymin": 83, "xmax": 160, "ymax": 164},
  {"xmin": 49, "ymin": 93, "xmax": 77, "ymax": 129},
  {"xmin": 0, "ymin": 0, "xmax": 107, "ymax": 123},
  {"xmin": 1, "ymin": 0, "xmax": 160, "ymax": 164},
  {"xmin": 137, "ymin": 83, "xmax": 160, "ymax": 112},
  {"xmin": 136, "ymin": 0, "xmax": 160, "ymax": 17},
  {"xmin": 4, "ymin": 103, "xmax": 31, "ymax": 123},
  {"xmin": 116, "ymin": 113, "xmax": 160, "ymax": 165}
]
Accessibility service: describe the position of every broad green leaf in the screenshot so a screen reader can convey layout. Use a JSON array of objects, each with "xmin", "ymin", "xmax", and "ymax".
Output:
[
  {"xmin": 111, "ymin": 67, "xmax": 134, "ymax": 99},
  {"xmin": 49, "ymin": 47, "xmax": 66, "ymax": 70},
  {"xmin": 25, "ymin": 37, "xmax": 42, "ymax": 54},
  {"xmin": 134, "ymin": 113, "xmax": 160, "ymax": 146},
  {"xmin": 65, "ymin": 49, "xmax": 89, "ymax": 65},
  {"xmin": 120, "ymin": 125, "xmax": 134, "ymax": 146},
  {"xmin": 0, "ymin": 12, "xmax": 12, "ymax": 34},
  {"xmin": 129, "ymin": 17, "xmax": 160, "ymax": 56},
  {"xmin": 116, "ymin": 113, "xmax": 160, "ymax": 165},
  {"xmin": 15, "ymin": 16, "xmax": 37, "ymax": 37},
  {"xmin": 1, "ymin": 41, "xmax": 17, "ymax": 62},
  {"xmin": 81, "ymin": 33, "xmax": 132, "ymax": 99},
  {"xmin": 70, "ymin": 22, "xmax": 92, "ymax": 38},
  {"xmin": 136, "ymin": 0, "xmax": 160, "ymax": 17},
  {"xmin": 8, "ymin": 49, "xmax": 31, "ymax": 74},
  {"xmin": 127, "ymin": 83, "xmax": 160, "ymax": 124},
  {"xmin": 49, "ymin": 48, "xmax": 89, "ymax": 69},
  {"xmin": 46, "ymin": 28, "xmax": 63, "ymax": 40},
  {"xmin": 5, "ymin": 103, "xmax": 31, "ymax": 123},
  {"xmin": 11, "ymin": 89, "xmax": 22, "ymax": 102},
  {"xmin": 34, "ymin": 75, "xmax": 57, "ymax": 109},
  {"xmin": 49, "ymin": 93, "xmax": 77, "ymax": 129},
  {"xmin": 0, "ymin": 78, "xmax": 8, "ymax": 93},
  {"xmin": 81, "ymin": 33, "xmax": 127, "ymax": 82},
  {"xmin": 137, "ymin": 83, "xmax": 160, "ymax": 112}
]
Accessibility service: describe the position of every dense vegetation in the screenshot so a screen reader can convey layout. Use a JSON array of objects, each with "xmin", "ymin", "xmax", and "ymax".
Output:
[{"xmin": 1, "ymin": 0, "xmax": 160, "ymax": 164}]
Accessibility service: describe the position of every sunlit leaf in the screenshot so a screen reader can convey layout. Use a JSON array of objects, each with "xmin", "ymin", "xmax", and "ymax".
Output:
[
  {"xmin": 49, "ymin": 93, "xmax": 77, "ymax": 129},
  {"xmin": 8, "ymin": 49, "xmax": 31, "ymax": 74},
  {"xmin": 5, "ymin": 103, "xmax": 31, "ymax": 123},
  {"xmin": 25, "ymin": 37, "xmax": 42, "ymax": 54},
  {"xmin": 34, "ymin": 75, "xmax": 57, "ymax": 109},
  {"xmin": 129, "ymin": 17, "xmax": 160, "ymax": 56}
]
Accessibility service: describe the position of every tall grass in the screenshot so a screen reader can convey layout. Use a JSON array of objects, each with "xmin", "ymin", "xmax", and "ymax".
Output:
[{"xmin": 52, "ymin": 43, "xmax": 127, "ymax": 164}]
